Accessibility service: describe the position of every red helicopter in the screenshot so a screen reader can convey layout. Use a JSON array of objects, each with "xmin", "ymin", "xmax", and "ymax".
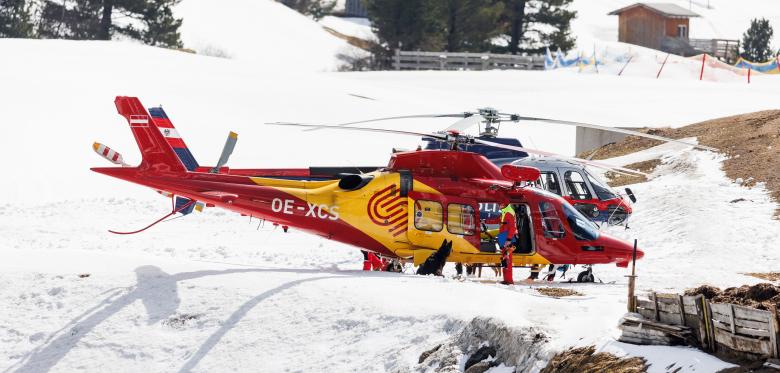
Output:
[{"xmin": 93, "ymin": 96, "xmax": 648, "ymax": 282}]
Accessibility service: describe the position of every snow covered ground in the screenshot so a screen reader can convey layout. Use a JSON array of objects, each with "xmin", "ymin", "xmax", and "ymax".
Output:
[
  {"xmin": 174, "ymin": 0, "xmax": 358, "ymax": 71},
  {"xmin": 2, "ymin": 1, "xmax": 780, "ymax": 370}
]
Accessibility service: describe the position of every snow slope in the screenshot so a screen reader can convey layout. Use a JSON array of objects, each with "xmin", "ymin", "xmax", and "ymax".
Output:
[
  {"xmin": 0, "ymin": 34, "xmax": 779, "ymax": 371},
  {"xmin": 174, "ymin": 0, "xmax": 356, "ymax": 71},
  {"xmin": 2, "ymin": 39, "xmax": 778, "ymax": 204}
]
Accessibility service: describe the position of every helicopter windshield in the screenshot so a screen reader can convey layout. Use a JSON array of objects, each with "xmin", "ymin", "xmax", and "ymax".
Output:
[
  {"xmin": 585, "ymin": 171, "xmax": 619, "ymax": 201},
  {"xmin": 561, "ymin": 202, "xmax": 600, "ymax": 241}
]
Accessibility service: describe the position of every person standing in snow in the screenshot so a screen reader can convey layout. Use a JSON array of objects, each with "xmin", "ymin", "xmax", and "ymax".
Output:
[
  {"xmin": 361, "ymin": 250, "xmax": 372, "ymax": 271},
  {"xmin": 361, "ymin": 250, "xmax": 383, "ymax": 271},
  {"xmin": 497, "ymin": 203, "xmax": 517, "ymax": 285}
]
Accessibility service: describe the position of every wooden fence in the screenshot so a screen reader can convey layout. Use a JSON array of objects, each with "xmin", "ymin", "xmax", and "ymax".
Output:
[
  {"xmin": 627, "ymin": 292, "xmax": 780, "ymax": 359},
  {"xmin": 393, "ymin": 50, "xmax": 546, "ymax": 71},
  {"xmin": 689, "ymin": 39, "xmax": 740, "ymax": 63}
]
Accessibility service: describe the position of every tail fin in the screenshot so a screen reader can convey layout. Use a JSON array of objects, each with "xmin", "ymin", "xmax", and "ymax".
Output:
[{"xmin": 114, "ymin": 96, "xmax": 199, "ymax": 172}]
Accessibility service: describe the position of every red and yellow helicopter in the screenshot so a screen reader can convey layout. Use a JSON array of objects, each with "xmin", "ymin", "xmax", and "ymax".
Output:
[{"xmin": 93, "ymin": 96, "xmax": 663, "ymax": 279}]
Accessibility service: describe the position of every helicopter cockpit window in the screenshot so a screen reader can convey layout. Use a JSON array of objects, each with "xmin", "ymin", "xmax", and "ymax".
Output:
[
  {"xmin": 447, "ymin": 203, "xmax": 476, "ymax": 235},
  {"xmin": 564, "ymin": 171, "xmax": 592, "ymax": 200},
  {"xmin": 562, "ymin": 202, "xmax": 600, "ymax": 241},
  {"xmin": 585, "ymin": 171, "xmax": 618, "ymax": 201},
  {"xmin": 534, "ymin": 172, "xmax": 562, "ymax": 196},
  {"xmin": 414, "ymin": 200, "xmax": 443, "ymax": 232},
  {"xmin": 539, "ymin": 201, "xmax": 565, "ymax": 239}
]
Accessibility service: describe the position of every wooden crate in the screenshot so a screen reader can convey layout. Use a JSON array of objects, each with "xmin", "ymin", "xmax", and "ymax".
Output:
[
  {"xmin": 708, "ymin": 302, "xmax": 779, "ymax": 358},
  {"xmin": 632, "ymin": 292, "xmax": 780, "ymax": 358}
]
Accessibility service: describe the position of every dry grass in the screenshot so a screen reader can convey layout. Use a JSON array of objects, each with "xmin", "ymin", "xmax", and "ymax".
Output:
[
  {"xmin": 743, "ymin": 273, "xmax": 780, "ymax": 282},
  {"xmin": 541, "ymin": 345, "xmax": 647, "ymax": 373},
  {"xmin": 536, "ymin": 287, "xmax": 583, "ymax": 298},
  {"xmin": 578, "ymin": 110, "xmax": 780, "ymax": 213},
  {"xmin": 605, "ymin": 159, "xmax": 662, "ymax": 187},
  {"xmin": 322, "ymin": 26, "xmax": 374, "ymax": 50}
]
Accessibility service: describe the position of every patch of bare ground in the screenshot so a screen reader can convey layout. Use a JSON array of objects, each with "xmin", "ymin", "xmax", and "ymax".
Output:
[
  {"xmin": 540, "ymin": 345, "xmax": 647, "ymax": 373},
  {"xmin": 578, "ymin": 111, "xmax": 780, "ymax": 213},
  {"xmin": 605, "ymin": 159, "xmax": 662, "ymax": 187},
  {"xmin": 743, "ymin": 273, "xmax": 780, "ymax": 282},
  {"xmin": 322, "ymin": 26, "xmax": 374, "ymax": 50},
  {"xmin": 536, "ymin": 287, "xmax": 583, "ymax": 298}
]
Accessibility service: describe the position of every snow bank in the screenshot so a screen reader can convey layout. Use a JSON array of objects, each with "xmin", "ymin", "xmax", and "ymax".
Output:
[
  {"xmin": 601, "ymin": 149, "xmax": 780, "ymax": 292},
  {"xmin": 174, "ymin": 0, "xmax": 356, "ymax": 71}
]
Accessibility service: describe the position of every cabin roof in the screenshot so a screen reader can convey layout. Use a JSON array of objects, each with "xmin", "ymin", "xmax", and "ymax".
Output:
[{"xmin": 608, "ymin": 3, "xmax": 700, "ymax": 18}]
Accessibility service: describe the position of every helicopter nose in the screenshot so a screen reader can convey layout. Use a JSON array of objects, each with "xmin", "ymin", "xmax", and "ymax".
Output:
[{"xmin": 600, "ymin": 234, "xmax": 643, "ymax": 267}]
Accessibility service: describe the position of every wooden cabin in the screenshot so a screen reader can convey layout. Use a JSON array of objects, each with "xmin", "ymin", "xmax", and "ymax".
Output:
[{"xmin": 608, "ymin": 3, "xmax": 700, "ymax": 52}]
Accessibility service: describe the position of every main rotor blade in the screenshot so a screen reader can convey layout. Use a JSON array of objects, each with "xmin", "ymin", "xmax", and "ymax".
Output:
[
  {"xmin": 296, "ymin": 113, "xmax": 470, "ymax": 132},
  {"xmin": 514, "ymin": 115, "xmax": 717, "ymax": 151},
  {"xmin": 445, "ymin": 114, "xmax": 484, "ymax": 132},
  {"xmin": 266, "ymin": 122, "xmax": 447, "ymax": 140},
  {"xmin": 472, "ymin": 138, "xmax": 648, "ymax": 177}
]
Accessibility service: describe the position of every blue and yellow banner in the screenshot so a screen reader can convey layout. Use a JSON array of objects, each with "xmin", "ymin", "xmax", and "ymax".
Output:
[{"xmin": 734, "ymin": 57, "xmax": 780, "ymax": 74}]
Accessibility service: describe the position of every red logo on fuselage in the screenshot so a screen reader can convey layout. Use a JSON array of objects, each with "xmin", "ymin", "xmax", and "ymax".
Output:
[{"xmin": 367, "ymin": 184, "xmax": 408, "ymax": 237}]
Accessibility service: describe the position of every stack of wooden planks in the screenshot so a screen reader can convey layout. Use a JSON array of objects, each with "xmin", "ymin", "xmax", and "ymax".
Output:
[{"xmin": 618, "ymin": 315, "xmax": 695, "ymax": 346}]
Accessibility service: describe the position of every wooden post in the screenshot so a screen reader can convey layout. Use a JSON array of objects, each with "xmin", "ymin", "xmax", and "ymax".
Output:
[
  {"xmin": 653, "ymin": 292, "xmax": 660, "ymax": 321},
  {"xmin": 728, "ymin": 304, "xmax": 737, "ymax": 334},
  {"xmin": 677, "ymin": 294, "xmax": 686, "ymax": 325},
  {"xmin": 626, "ymin": 239, "xmax": 638, "ymax": 312},
  {"xmin": 770, "ymin": 306, "xmax": 779, "ymax": 358},
  {"xmin": 394, "ymin": 48, "xmax": 401, "ymax": 71},
  {"xmin": 700, "ymin": 53, "xmax": 706, "ymax": 81},
  {"xmin": 439, "ymin": 55, "xmax": 446, "ymax": 70},
  {"xmin": 694, "ymin": 295, "xmax": 709, "ymax": 349},
  {"xmin": 748, "ymin": 67, "xmax": 751, "ymax": 84},
  {"xmin": 705, "ymin": 299, "xmax": 716, "ymax": 352}
]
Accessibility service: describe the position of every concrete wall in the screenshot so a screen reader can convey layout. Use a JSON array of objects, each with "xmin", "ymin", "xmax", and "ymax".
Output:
[{"xmin": 575, "ymin": 127, "xmax": 631, "ymax": 156}]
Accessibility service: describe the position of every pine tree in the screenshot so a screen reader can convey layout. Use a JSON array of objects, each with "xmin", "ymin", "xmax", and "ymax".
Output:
[
  {"xmin": 502, "ymin": 0, "xmax": 525, "ymax": 55},
  {"xmin": 280, "ymin": 0, "xmax": 335, "ymax": 21},
  {"xmin": 442, "ymin": 0, "xmax": 504, "ymax": 52},
  {"xmin": 741, "ymin": 18, "xmax": 774, "ymax": 62},
  {"xmin": 38, "ymin": 0, "xmax": 183, "ymax": 48},
  {"xmin": 499, "ymin": 0, "xmax": 576, "ymax": 54},
  {"xmin": 38, "ymin": 0, "xmax": 103, "ymax": 40},
  {"xmin": 137, "ymin": 0, "xmax": 183, "ymax": 47},
  {"xmin": 0, "ymin": 0, "xmax": 35, "ymax": 37},
  {"xmin": 367, "ymin": 0, "xmax": 446, "ymax": 52}
]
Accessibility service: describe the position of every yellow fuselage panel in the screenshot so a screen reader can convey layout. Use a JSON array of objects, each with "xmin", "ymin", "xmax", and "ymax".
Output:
[{"xmin": 249, "ymin": 171, "xmax": 551, "ymax": 264}]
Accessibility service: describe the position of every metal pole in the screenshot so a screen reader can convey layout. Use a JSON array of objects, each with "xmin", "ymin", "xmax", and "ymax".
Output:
[
  {"xmin": 656, "ymin": 53, "xmax": 670, "ymax": 79},
  {"xmin": 618, "ymin": 55, "xmax": 634, "ymax": 76},
  {"xmin": 627, "ymin": 239, "xmax": 638, "ymax": 312}
]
